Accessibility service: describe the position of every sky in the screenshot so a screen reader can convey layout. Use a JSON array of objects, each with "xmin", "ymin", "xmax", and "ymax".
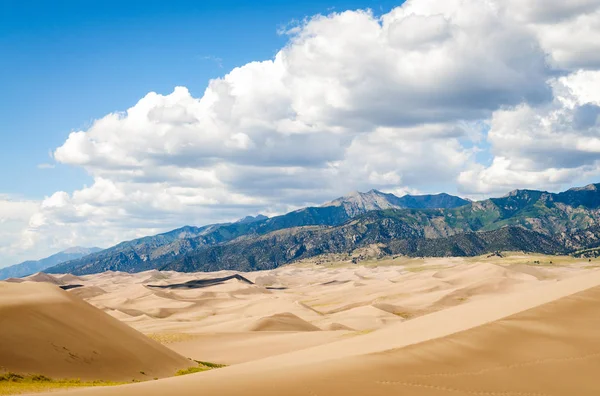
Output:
[{"xmin": 1, "ymin": 0, "xmax": 600, "ymax": 266}]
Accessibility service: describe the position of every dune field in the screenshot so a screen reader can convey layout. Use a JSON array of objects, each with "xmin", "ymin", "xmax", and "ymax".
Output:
[{"xmin": 2, "ymin": 254, "xmax": 600, "ymax": 395}]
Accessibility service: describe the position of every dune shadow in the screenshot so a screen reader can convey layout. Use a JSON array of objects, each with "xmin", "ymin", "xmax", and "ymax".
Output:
[
  {"xmin": 147, "ymin": 274, "xmax": 254, "ymax": 290},
  {"xmin": 59, "ymin": 284, "xmax": 84, "ymax": 291}
]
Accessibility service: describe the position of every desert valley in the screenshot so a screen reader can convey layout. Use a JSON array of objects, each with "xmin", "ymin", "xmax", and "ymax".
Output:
[{"xmin": 2, "ymin": 252, "xmax": 600, "ymax": 395}]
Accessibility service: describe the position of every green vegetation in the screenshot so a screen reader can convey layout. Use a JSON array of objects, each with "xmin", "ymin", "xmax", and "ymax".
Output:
[
  {"xmin": 194, "ymin": 361, "xmax": 227, "ymax": 369},
  {"xmin": 174, "ymin": 366, "xmax": 210, "ymax": 376},
  {"xmin": 175, "ymin": 361, "xmax": 227, "ymax": 376},
  {"xmin": 0, "ymin": 372, "xmax": 126, "ymax": 395},
  {"xmin": 572, "ymin": 246, "xmax": 600, "ymax": 258}
]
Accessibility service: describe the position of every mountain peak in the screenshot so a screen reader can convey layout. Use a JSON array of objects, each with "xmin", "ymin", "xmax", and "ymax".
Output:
[
  {"xmin": 502, "ymin": 188, "xmax": 543, "ymax": 198},
  {"xmin": 344, "ymin": 189, "xmax": 381, "ymax": 197},
  {"xmin": 237, "ymin": 214, "xmax": 269, "ymax": 224},
  {"xmin": 322, "ymin": 189, "xmax": 399, "ymax": 217},
  {"xmin": 323, "ymin": 189, "xmax": 469, "ymax": 217},
  {"xmin": 568, "ymin": 183, "xmax": 600, "ymax": 192}
]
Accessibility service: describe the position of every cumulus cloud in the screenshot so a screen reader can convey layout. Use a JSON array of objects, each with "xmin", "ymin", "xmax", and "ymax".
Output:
[
  {"xmin": 459, "ymin": 71, "xmax": 600, "ymax": 194},
  {"xmin": 506, "ymin": 0, "xmax": 600, "ymax": 69},
  {"xmin": 4, "ymin": 0, "xmax": 600, "ymax": 264},
  {"xmin": 508, "ymin": 0, "xmax": 600, "ymax": 23}
]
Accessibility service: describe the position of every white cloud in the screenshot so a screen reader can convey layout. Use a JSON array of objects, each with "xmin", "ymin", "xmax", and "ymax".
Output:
[
  {"xmin": 460, "ymin": 71, "xmax": 600, "ymax": 194},
  {"xmin": 505, "ymin": 0, "xmax": 600, "ymax": 69},
  {"xmin": 508, "ymin": 0, "xmax": 600, "ymax": 23},
  {"xmin": 6, "ymin": 0, "xmax": 600, "ymax": 265}
]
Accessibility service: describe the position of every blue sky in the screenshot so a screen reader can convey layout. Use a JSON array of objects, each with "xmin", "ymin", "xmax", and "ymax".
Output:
[{"xmin": 0, "ymin": 0, "xmax": 403, "ymax": 200}]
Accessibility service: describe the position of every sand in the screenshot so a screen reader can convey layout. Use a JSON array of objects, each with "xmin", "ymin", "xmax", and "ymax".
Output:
[
  {"xmin": 46, "ymin": 266, "xmax": 600, "ymax": 395},
  {"xmin": 4, "ymin": 254, "xmax": 600, "ymax": 395},
  {"xmin": 35, "ymin": 257, "xmax": 588, "ymax": 337},
  {"xmin": 0, "ymin": 282, "xmax": 190, "ymax": 381},
  {"xmin": 246, "ymin": 312, "xmax": 322, "ymax": 332},
  {"xmin": 24, "ymin": 272, "xmax": 65, "ymax": 286},
  {"xmin": 166, "ymin": 331, "xmax": 347, "ymax": 364}
]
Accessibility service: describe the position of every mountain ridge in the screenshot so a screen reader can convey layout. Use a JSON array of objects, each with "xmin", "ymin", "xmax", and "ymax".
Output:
[
  {"xmin": 46, "ymin": 191, "xmax": 468, "ymax": 275},
  {"xmin": 0, "ymin": 247, "xmax": 102, "ymax": 280},
  {"xmin": 46, "ymin": 184, "xmax": 600, "ymax": 276}
]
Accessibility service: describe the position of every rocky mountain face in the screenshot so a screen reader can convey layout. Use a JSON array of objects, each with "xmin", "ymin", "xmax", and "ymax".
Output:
[
  {"xmin": 48, "ymin": 206, "xmax": 351, "ymax": 275},
  {"xmin": 322, "ymin": 190, "xmax": 469, "ymax": 217},
  {"xmin": 0, "ymin": 247, "xmax": 102, "ymax": 280},
  {"xmin": 47, "ymin": 184, "xmax": 600, "ymax": 276}
]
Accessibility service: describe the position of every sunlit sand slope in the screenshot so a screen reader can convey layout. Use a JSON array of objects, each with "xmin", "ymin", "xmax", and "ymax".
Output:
[{"xmin": 0, "ymin": 282, "xmax": 191, "ymax": 381}]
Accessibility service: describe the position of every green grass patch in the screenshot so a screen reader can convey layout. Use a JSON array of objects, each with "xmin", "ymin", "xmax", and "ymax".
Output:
[
  {"xmin": 0, "ymin": 372, "xmax": 125, "ymax": 395},
  {"xmin": 175, "ymin": 361, "xmax": 227, "ymax": 376},
  {"xmin": 175, "ymin": 366, "xmax": 210, "ymax": 376},
  {"xmin": 194, "ymin": 361, "xmax": 226, "ymax": 369}
]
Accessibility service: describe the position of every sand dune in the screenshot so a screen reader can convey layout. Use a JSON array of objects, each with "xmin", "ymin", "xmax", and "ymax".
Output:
[
  {"xmin": 0, "ymin": 282, "xmax": 191, "ymax": 381},
  {"xmin": 318, "ymin": 305, "xmax": 402, "ymax": 330},
  {"xmin": 48, "ymin": 268, "xmax": 600, "ymax": 395},
  {"xmin": 24, "ymin": 272, "xmax": 64, "ymax": 285},
  {"xmin": 69, "ymin": 285, "xmax": 108, "ymax": 299},
  {"xmin": 167, "ymin": 331, "xmax": 348, "ymax": 364},
  {"xmin": 59, "ymin": 273, "xmax": 85, "ymax": 283},
  {"xmin": 2, "ymin": 277, "xmax": 24, "ymax": 283},
  {"xmin": 247, "ymin": 312, "xmax": 321, "ymax": 332},
  {"xmin": 326, "ymin": 322, "xmax": 355, "ymax": 331},
  {"xmin": 22, "ymin": 256, "xmax": 590, "ymax": 337},
  {"xmin": 5, "ymin": 254, "xmax": 600, "ymax": 394}
]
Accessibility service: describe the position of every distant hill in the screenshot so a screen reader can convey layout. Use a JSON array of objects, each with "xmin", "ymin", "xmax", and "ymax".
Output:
[
  {"xmin": 0, "ymin": 247, "xmax": 102, "ymax": 280},
  {"xmin": 46, "ymin": 184, "xmax": 600, "ymax": 275}
]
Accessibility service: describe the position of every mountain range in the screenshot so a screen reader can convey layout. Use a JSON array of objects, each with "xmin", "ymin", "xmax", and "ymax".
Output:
[
  {"xmin": 0, "ymin": 247, "xmax": 102, "ymax": 280},
  {"xmin": 46, "ymin": 185, "xmax": 600, "ymax": 276}
]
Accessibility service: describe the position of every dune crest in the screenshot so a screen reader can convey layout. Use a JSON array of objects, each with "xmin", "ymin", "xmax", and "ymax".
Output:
[{"xmin": 24, "ymin": 272, "xmax": 64, "ymax": 285}]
